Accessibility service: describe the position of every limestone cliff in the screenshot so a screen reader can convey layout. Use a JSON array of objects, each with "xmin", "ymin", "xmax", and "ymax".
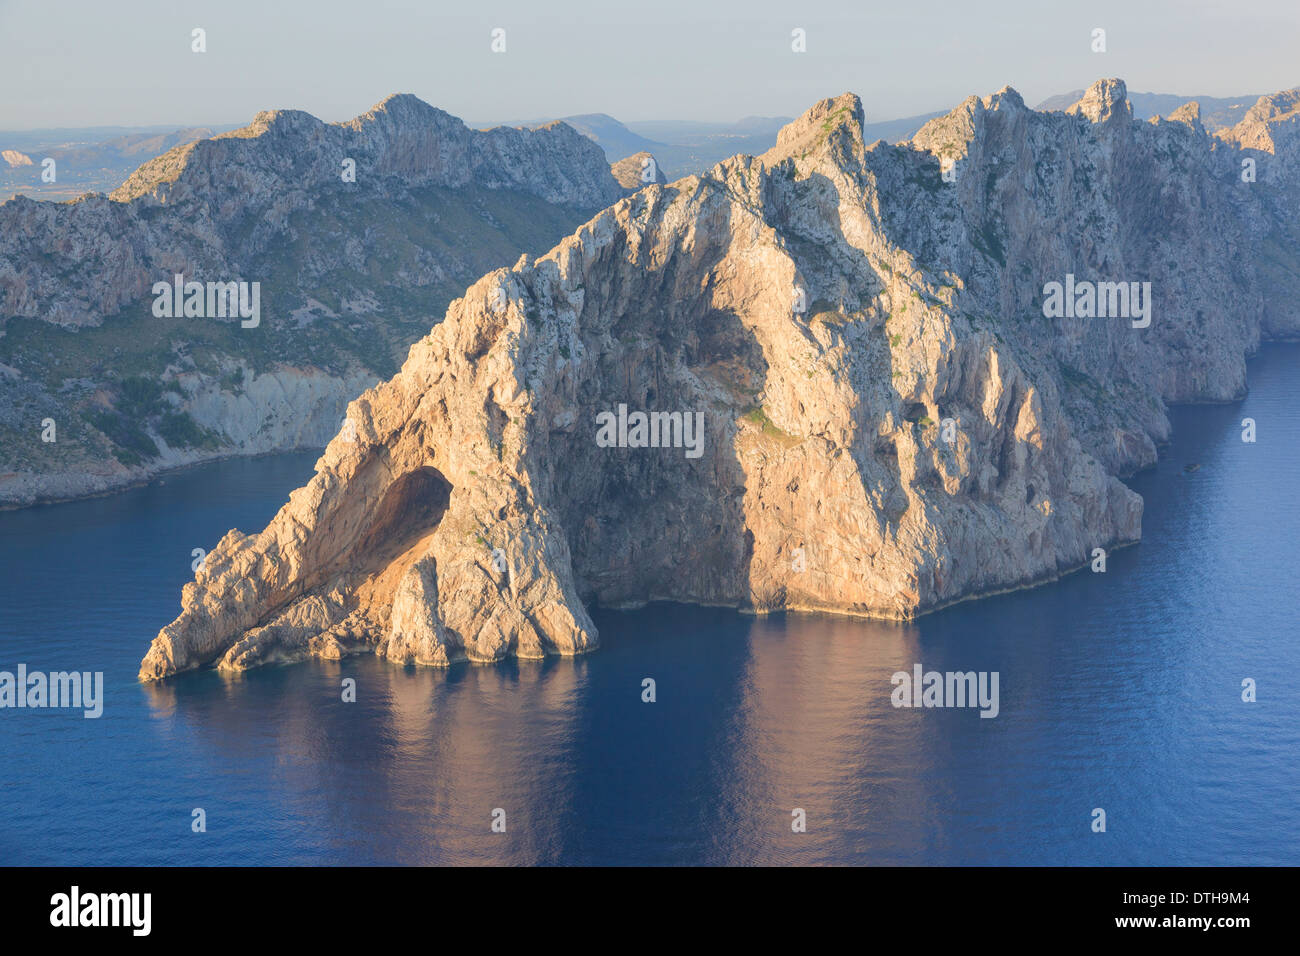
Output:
[{"xmin": 140, "ymin": 78, "xmax": 1300, "ymax": 679}]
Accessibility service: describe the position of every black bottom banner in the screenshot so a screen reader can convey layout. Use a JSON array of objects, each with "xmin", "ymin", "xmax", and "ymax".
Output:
[{"xmin": 2, "ymin": 865, "xmax": 1282, "ymax": 942}]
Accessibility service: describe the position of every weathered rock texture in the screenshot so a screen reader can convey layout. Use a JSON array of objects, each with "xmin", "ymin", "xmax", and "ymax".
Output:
[
  {"xmin": 610, "ymin": 151, "xmax": 668, "ymax": 189},
  {"xmin": 0, "ymin": 95, "xmax": 627, "ymax": 507},
  {"xmin": 140, "ymin": 78, "xmax": 1300, "ymax": 679}
]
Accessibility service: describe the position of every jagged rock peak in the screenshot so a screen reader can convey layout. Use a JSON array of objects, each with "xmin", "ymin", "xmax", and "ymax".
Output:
[
  {"xmin": 1242, "ymin": 87, "xmax": 1300, "ymax": 123},
  {"xmin": 339, "ymin": 92, "xmax": 469, "ymax": 136},
  {"xmin": 363, "ymin": 92, "xmax": 440, "ymax": 116},
  {"xmin": 983, "ymin": 85, "xmax": 1026, "ymax": 111},
  {"xmin": 225, "ymin": 108, "xmax": 324, "ymax": 140},
  {"xmin": 1167, "ymin": 101, "xmax": 1202, "ymax": 127},
  {"xmin": 1067, "ymin": 78, "xmax": 1132, "ymax": 123},
  {"xmin": 763, "ymin": 92, "xmax": 865, "ymax": 161},
  {"xmin": 1217, "ymin": 87, "xmax": 1300, "ymax": 152}
]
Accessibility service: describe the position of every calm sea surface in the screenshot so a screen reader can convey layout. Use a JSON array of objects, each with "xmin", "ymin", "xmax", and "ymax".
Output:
[{"xmin": 2, "ymin": 346, "xmax": 1297, "ymax": 865}]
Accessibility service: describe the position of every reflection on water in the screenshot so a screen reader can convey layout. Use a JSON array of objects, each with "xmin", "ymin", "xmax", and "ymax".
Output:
[
  {"xmin": 2, "ymin": 346, "xmax": 1299, "ymax": 865},
  {"xmin": 137, "ymin": 654, "xmax": 590, "ymax": 865}
]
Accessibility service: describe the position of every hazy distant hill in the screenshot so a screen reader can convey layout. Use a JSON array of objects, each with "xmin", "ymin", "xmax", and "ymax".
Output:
[
  {"xmin": 499, "ymin": 110, "xmax": 942, "ymax": 177},
  {"xmin": 863, "ymin": 111, "xmax": 947, "ymax": 144},
  {"xmin": 0, "ymin": 125, "xmax": 239, "ymax": 200},
  {"xmin": 501, "ymin": 112, "xmax": 747, "ymax": 178},
  {"xmin": 546, "ymin": 114, "xmax": 663, "ymax": 164}
]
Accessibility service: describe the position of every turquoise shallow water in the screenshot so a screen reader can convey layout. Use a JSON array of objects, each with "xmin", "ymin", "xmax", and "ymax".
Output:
[{"xmin": 1, "ymin": 345, "xmax": 1297, "ymax": 865}]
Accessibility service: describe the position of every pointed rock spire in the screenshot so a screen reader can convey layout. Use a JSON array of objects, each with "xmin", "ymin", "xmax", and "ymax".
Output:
[{"xmin": 1067, "ymin": 78, "xmax": 1132, "ymax": 123}]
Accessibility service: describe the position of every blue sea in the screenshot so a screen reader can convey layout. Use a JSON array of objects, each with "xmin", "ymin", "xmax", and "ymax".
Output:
[{"xmin": 2, "ymin": 345, "xmax": 1297, "ymax": 866}]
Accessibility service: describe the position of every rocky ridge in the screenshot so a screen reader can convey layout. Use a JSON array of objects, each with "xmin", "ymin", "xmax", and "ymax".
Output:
[
  {"xmin": 139, "ymin": 77, "xmax": 1300, "ymax": 680},
  {"xmin": 0, "ymin": 95, "xmax": 636, "ymax": 507}
]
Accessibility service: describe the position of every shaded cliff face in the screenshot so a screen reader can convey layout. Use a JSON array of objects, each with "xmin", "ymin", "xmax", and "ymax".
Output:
[
  {"xmin": 0, "ymin": 95, "xmax": 627, "ymax": 507},
  {"xmin": 140, "ymin": 78, "xmax": 1300, "ymax": 680}
]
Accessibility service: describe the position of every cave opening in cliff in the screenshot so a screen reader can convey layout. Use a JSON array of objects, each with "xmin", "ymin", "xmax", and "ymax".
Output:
[{"xmin": 356, "ymin": 466, "xmax": 453, "ymax": 563}]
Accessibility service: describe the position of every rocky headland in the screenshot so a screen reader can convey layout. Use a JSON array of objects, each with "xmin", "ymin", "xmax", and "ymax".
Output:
[{"xmin": 125, "ymin": 77, "xmax": 1300, "ymax": 678}]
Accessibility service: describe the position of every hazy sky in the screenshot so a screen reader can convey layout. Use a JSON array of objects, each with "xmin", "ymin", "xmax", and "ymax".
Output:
[{"xmin": 2, "ymin": 0, "xmax": 1297, "ymax": 130}]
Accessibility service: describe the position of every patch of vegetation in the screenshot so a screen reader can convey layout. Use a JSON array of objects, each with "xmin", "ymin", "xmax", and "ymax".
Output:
[
  {"xmin": 971, "ymin": 220, "xmax": 1007, "ymax": 267},
  {"xmin": 1057, "ymin": 360, "xmax": 1108, "ymax": 403},
  {"xmin": 84, "ymin": 409, "xmax": 157, "ymax": 465},
  {"xmin": 221, "ymin": 367, "xmax": 246, "ymax": 392},
  {"xmin": 741, "ymin": 405, "xmax": 799, "ymax": 446},
  {"xmin": 815, "ymin": 106, "xmax": 853, "ymax": 147},
  {"xmin": 157, "ymin": 411, "xmax": 222, "ymax": 450},
  {"xmin": 115, "ymin": 375, "xmax": 166, "ymax": 419},
  {"xmin": 904, "ymin": 160, "xmax": 945, "ymax": 195}
]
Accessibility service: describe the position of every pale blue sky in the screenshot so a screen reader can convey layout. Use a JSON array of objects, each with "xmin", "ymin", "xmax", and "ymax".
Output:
[{"xmin": 2, "ymin": 0, "xmax": 1297, "ymax": 130}]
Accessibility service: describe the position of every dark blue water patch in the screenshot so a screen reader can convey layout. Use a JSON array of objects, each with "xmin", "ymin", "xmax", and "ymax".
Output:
[{"xmin": 1, "ymin": 347, "xmax": 1297, "ymax": 865}]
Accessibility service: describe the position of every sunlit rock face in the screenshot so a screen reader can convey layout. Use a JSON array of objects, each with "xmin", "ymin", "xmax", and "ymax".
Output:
[{"xmin": 140, "ymin": 78, "xmax": 1300, "ymax": 680}]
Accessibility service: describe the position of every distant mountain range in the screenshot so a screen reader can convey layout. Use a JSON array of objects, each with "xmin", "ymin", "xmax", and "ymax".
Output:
[
  {"xmin": 466, "ymin": 113, "xmax": 788, "ymax": 179},
  {"xmin": 476, "ymin": 90, "xmax": 1259, "ymax": 178},
  {"xmin": 483, "ymin": 112, "xmax": 949, "ymax": 177},
  {"xmin": 1, "ymin": 88, "xmax": 1265, "ymax": 200},
  {"xmin": 0, "ymin": 126, "xmax": 239, "ymax": 200}
]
